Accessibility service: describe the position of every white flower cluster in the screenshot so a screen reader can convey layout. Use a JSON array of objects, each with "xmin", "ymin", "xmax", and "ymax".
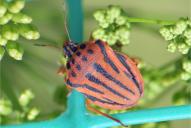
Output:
[
  {"xmin": 0, "ymin": 90, "xmax": 40, "ymax": 124},
  {"xmin": 160, "ymin": 18, "xmax": 191, "ymax": 54},
  {"xmin": 181, "ymin": 57, "xmax": 191, "ymax": 81},
  {"xmin": 92, "ymin": 5, "xmax": 130, "ymax": 45},
  {"xmin": 0, "ymin": 0, "xmax": 40, "ymax": 61}
]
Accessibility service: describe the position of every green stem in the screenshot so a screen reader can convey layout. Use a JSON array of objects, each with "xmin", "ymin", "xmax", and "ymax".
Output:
[
  {"xmin": 38, "ymin": 36, "xmax": 59, "ymax": 45},
  {"xmin": 127, "ymin": 17, "xmax": 176, "ymax": 25}
]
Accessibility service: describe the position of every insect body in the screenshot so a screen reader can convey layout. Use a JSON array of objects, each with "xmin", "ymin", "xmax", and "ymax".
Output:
[{"xmin": 64, "ymin": 39, "xmax": 144, "ymax": 110}]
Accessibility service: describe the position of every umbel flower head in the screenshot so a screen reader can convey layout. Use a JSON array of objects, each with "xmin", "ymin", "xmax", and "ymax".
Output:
[
  {"xmin": 0, "ymin": 89, "xmax": 40, "ymax": 124},
  {"xmin": 0, "ymin": 0, "xmax": 40, "ymax": 61},
  {"xmin": 180, "ymin": 49, "xmax": 191, "ymax": 81},
  {"xmin": 92, "ymin": 5, "xmax": 130, "ymax": 45},
  {"xmin": 160, "ymin": 18, "xmax": 191, "ymax": 54}
]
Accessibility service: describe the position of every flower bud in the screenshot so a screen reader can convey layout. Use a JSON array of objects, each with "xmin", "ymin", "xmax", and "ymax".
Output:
[
  {"xmin": 181, "ymin": 71, "xmax": 191, "ymax": 80},
  {"xmin": 102, "ymin": 35, "xmax": 108, "ymax": 42},
  {"xmin": 125, "ymin": 22, "xmax": 130, "ymax": 28},
  {"xmin": 0, "ymin": 99, "xmax": 12, "ymax": 116},
  {"xmin": 0, "ymin": 5, "xmax": 7, "ymax": 17},
  {"xmin": 99, "ymin": 21, "xmax": 109, "ymax": 28},
  {"xmin": 93, "ymin": 10, "xmax": 106, "ymax": 23},
  {"xmin": 178, "ymin": 43, "xmax": 190, "ymax": 54},
  {"xmin": 106, "ymin": 32, "xmax": 118, "ymax": 45},
  {"xmin": 159, "ymin": 27, "xmax": 174, "ymax": 41},
  {"xmin": 92, "ymin": 28, "xmax": 105, "ymax": 39},
  {"xmin": 172, "ymin": 20, "xmax": 187, "ymax": 35},
  {"xmin": 0, "ymin": 46, "xmax": 5, "ymax": 61},
  {"xmin": 6, "ymin": 41, "xmax": 24, "ymax": 60},
  {"xmin": 116, "ymin": 27, "xmax": 130, "ymax": 45},
  {"xmin": 183, "ymin": 59, "xmax": 191, "ymax": 73},
  {"xmin": 107, "ymin": 6, "xmax": 121, "ymax": 20},
  {"xmin": 19, "ymin": 24, "xmax": 40, "ymax": 40},
  {"xmin": 167, "ymin": 42, "xmax": 177, "ymax": 53},
  {"xmin": 19, "ymin": 90, "xmax": 34, "ymax": 107},
  {"xmin": 105, "ymin": 15, "xmax": 114, "ymax": 24},
  {"xmin": 27, "ymin": 107, "xmax": 40, "ymax": 120},
  {"xmin": 119, "ymin": 38, "xmax": 130, "ymax": 45},
  {"xmin": 106, "ymin": 6, "xmax": 122, "ymax": 24},
  {"xmin": 185, "ymin": 38, "xmax": 191, "ymax": 46},
  {"xmin": 0, "ymin": 13, "xmax": 12, "ymax": 25},
  {"xmin": 187, "ymin": 20, "xmax": 191, "ymax": 27},
  {"xmin": 115, "ymin": 15, "xmax": 127, "ymax": 25},
  {"xmin": 184, "ymin": 28, "xmax": 191, "ymax": 39},
  {"xmin": 8, "ymin": 0, "xmax": 25, "ymax": 13},
  {"xmin": 0, "ymin": 35, "xmax": 7, "ymax": 46},
  {"xmin": 12, "ymin": 12, "xmax": 32, "ymax": 24},
  {"xmin": 2, "ymin": 24, "xmax": 19, "ymax": 40}
]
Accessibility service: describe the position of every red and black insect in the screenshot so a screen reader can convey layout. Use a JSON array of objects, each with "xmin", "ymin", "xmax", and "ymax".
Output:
[
  {"xmin": 57, "ymin": 5, "xmax": 144, "ymax": 127},
  {"xmin": 61, "ymin": 39, "xmax": 144, "ymax": 127}
]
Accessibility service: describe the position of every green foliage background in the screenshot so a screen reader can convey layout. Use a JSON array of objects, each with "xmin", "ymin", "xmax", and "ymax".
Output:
[{"xmin": 0, "ymin": 0, "xmax": 190, "ymax": 128}]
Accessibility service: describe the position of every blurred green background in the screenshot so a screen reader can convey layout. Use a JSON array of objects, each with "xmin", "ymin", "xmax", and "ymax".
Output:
[{"xmin": 0, "ymin": 0, "xmax": 190, "ymax": 127}]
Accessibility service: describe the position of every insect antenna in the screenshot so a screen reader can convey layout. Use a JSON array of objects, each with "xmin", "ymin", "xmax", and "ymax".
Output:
[
  {"xmin": 86, "ymin": 101, "xmax": 128, "ymax": 128},
  {"xmin": 63, "ymin": 1, "xmax": 71, "ymax": 42}
]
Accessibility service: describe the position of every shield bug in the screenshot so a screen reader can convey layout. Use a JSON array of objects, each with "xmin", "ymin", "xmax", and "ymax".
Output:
[
  {"xmin": 61, "ymin": 39, "xmax": 144, "ymax": 127},
  {"xmin": 58, "ymin": 4, "xmax": 144, "ymax": 127}
]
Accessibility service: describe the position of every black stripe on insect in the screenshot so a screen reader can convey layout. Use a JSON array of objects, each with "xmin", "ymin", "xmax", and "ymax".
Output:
[
  {"xmin": 95, "ymin": 40, "xmax": 120, "ymax": 74},
  {"xmin": 85, "ymin": 94, "xmax": 125, "ymax": 106},
  {"xmin": 115, "ymin": 52, "xmax": 143, "ymax": 95},
  {"xmin": 103, "ymin": 97, "xmax": 125, "ymax": 106},
  {"xmin": 93, "ymin": 63, "xmax": 135, "ymax": 95},
  {"xmin": 85, "ymin": 73, "xmax": 129, "ymax": 100},
  {"xmin": 66, "ymin": 80, "xmax": 104, "ymax": 94}
]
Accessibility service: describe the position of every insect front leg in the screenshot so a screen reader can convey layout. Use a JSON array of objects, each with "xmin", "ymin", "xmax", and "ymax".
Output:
[
  {"xmin": 85, "ymin": 100, "xmax": 128, "ymax": 128},
  {"xmin": 57, "ymin": 65, "xmax": 67, "ymax": 75}
]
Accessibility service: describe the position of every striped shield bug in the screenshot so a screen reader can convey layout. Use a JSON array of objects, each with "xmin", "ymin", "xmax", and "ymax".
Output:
[
  {"xmin": 58, "ymin": 4, "xmax": 144, "ymax": 127},
  {"xmin": 61, "ymin": 39, "xmax": 144, "ymax": 127}
]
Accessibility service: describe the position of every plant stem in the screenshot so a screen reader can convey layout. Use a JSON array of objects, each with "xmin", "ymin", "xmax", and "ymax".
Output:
[
  {"xmin": 38, "ymin": 36, "xmax": 59, "ymax": 45},
  {"xmin": 127, "ymin": 17, "xmax": 176, "ymax": 25}
]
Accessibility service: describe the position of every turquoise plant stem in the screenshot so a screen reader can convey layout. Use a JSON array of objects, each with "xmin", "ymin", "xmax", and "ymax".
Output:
[
  {"xmin": 1, "ymin": 105, "xmax": 191, "ymax": 128},
  {"xmin": 89, "ymin": 105, "xmax": 191, "ymax": 128}
]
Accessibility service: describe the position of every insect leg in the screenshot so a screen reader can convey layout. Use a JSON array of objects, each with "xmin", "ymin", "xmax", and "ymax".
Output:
[
  {"xmin": 86, "ymin": 100, "xmax": 128, "ymax": 128},
  {"xmin": 57, "ymin": 65, "xmax": 67, "ymax": 76},
  {"xmin": 130, "ymin": 57, "xmax": 140, "ymax": 66}
]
